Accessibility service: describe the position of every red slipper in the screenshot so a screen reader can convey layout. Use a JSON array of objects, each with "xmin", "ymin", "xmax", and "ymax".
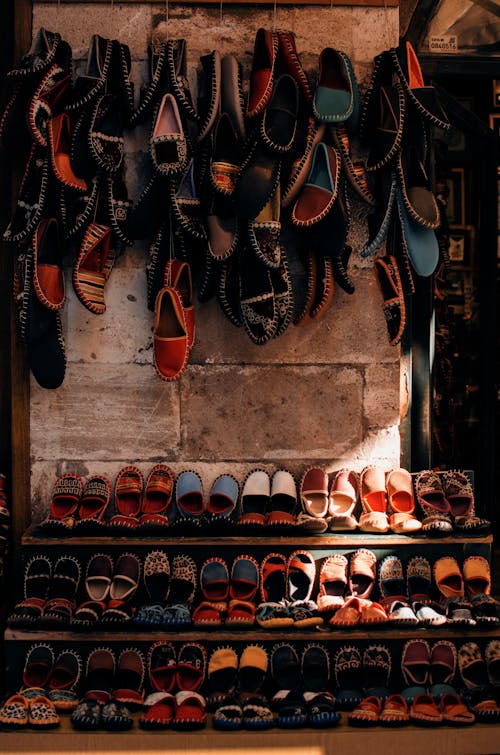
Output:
[
  {"xmin": 109, "ymin": 466, "xmax": 143, "ymax": 530},
  {"xmin": 173, "ymin": 691, "xmax": 206, "ymax": 730},
  {"xmin": 139, "ymin": 464, "xmax": 174, "ymax": 528}
]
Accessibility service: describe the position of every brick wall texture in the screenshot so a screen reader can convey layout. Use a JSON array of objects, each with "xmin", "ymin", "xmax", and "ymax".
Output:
[{"xmin": 30, "ymin": 2, "xmax": 401, "ymax": 519}]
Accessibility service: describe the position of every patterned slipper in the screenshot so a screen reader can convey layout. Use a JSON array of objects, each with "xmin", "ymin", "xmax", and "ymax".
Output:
[
  {"xmin": 241, "ymin": 692, "xmax": 274, "ymax": 730},
  {"xmin": 70, "ymin": 698, "xmax": 102, "ymax": 730},
  {"xmin": 47, "ymin": 649, "xmax": 82, "ymax": 710},
  {"xmin": 109, "ymin": 466, "xmax": 143, "ymax": 530},
  {"xmin": 148, "ymin": 642, "xmax": 176, "ymax": 693},
  {"xmin": 0, "ymin": 695, "xmax": 28, "ymax": 728},
  {"xmin": 379, "ymin": 694, "xmax": 410, "ymax": 727},
  {"xmin": 28, "ymin": 695, "xmax": 59, "ymax": 728},
  {"xmin": 333, "ymin": 645, "xmax": 363, "ymax": 710},
  {"xmin": 143, "ymin": 550, "xmax": 170, "ymax": 605},
  {"xmin": 176, "ymin": 643, "xmax": 206, "ymax": 692},
  {"xmin": 74, "ymin": 476, "xmax": 111, "ymax": 533},
  {"xmin": 213, "ymin": 696, "xmax": 243, "ymax": 730},
  {"xmin": 100, "ymin": 700, "xmax": 133, "ymax": 731},
  {"xmin": 39, "ymin": 474, "xmax": 83, "ymax": 532},
  {"xmin": 139, "ymin": 465, "xmax": 174, "ymax": 530}
]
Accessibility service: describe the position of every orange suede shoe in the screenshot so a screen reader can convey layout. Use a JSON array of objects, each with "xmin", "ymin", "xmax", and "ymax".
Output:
[{"xmin": 153, "ymin": 286, "xmax": 189, "ymax": 382}]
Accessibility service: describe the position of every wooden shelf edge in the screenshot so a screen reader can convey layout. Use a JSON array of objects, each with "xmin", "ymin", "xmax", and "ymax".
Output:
[
  {"xmin": 5, "ymin": 625, "xmax": 500, "ymax": 642},
  {"xmin": 21, "ymin": 527, "xmax": 494, "ymax": 548}
]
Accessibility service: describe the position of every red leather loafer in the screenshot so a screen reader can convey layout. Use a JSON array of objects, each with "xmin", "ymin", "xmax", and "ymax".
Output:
[{"xmin": 153, "ymin": 286, "xmax": 189, "ymax": 382}]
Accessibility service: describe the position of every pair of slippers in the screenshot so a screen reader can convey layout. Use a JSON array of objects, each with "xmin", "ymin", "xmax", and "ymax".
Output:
[
  {"xmin": 8, "ymin": 555, "xmax": 80, "ymax": 628},
  {"xmin": 433, "ymin": 555, "xmax": 498, "ymax": 625},
  {"xmin": 333, "ymin": 644, "xmax": 392, "ymax": 709},
  {"xmin": 77, "ymin": 647, "xmax": 144, "ymax": 709},
  {"xmin": 192, "ymin": 555, "xmax": 259, "ymax": 627},
  {"xmin": 71, "ymin": 553, "xmax": 140, "ymax": 627},
  {"xmin": 19, "ymin": 643, "xmax": 81, "ymax": 711},
  {"xmin": 415, "ymin": 469, "xmax": 490, "ymax": 536},
  {"xmin": 239, "ymin": 469, "xmax": 297, "ymax": 529},
  {"xmin": 316, "ymin": 548, "xmax": 378, "ymax": 622},
  {"xmin": 172, "ymin": 472, "xmax": 239, "ymax": 529},
  {"xmin": 401, "ymin": 639, "xmax": 458, "ymax": 703},
  {"xmin": 38, "ymin": 473, "xmax": 111, "ymax": 533},
  {"xmin": 0, "ymin": 693, "xmax": 59, "ymax": 729},
  {"xmin": 378, "ymin": 555, "xmax": 446, "ymax": 626},
  {"xmin": 134, "ymin": 552, "xmax": 197, "ymax": 629},
  {"xmin": 257, "ymin": 550, "xmax": 321, "ymax": 629}
]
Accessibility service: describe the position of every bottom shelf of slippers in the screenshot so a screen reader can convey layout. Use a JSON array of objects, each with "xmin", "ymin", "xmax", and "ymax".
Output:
[{"xmin": 1, "ymin": 637, "xmax": 500, "ymax": 737}]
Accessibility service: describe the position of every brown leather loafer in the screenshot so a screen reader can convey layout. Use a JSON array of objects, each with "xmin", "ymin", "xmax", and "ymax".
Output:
[{"xmin": 153, "ymin": 287, "xmax": 189, "ymax": 382}]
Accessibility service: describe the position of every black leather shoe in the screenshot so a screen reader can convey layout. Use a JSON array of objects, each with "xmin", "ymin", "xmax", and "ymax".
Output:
[{"xmin": 260, "ymin": 74, "xmax": 299, "ymax": 154}]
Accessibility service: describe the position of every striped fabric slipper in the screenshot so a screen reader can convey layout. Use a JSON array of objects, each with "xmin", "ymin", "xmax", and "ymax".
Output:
[{"xmin": 73, "ymin": 222, "xmax": 115, "ymax": 315}]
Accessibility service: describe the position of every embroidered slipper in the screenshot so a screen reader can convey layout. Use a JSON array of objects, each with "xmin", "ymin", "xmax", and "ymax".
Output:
[
  {"xmin": 240, "ymin": 692, "xmax": 274, "ymax": 730},
  {"xmin": 379, "ymin": 694, "xmax": 410, "ymax": 727},
  {"xmin": 329, "ymin": 595, "xmax": 362, "ymax": 627},
  {"xmin": 485, "ymin": 640, "xmax": 500, "ymax": 686},
  {"xmin": 267, "ymin": 469, "xmax": 297, "ymax": 528},
  {"xmin": 213, "ymin": 696, "xmax": 243, "ymax": 730},
  {"xmin": 443, "ymin": 470, "xmax": 490, "ymax": 534},
  {"xmin": 114, "ymin": 648, "xmax": 145, "ymax": 708},
  {"xmin": 70, "ymin": 698, "xmax": 102, "ymax": 730},
  {"xmin": 275, "ymin": 689, "xmax": 308, "ymax": 729},
  {"xmin": 260, "ymin": 73, "xmax": 298, "ymax": 155},
  {"xmin": 410, "ymin": 693, "xmax": 443, "ymax": 727},
  {"xmin": 378, "ymin": 555, "xmax": 407, "ymax": 610},
  {"xmin": 463, "ymin": 555, "xmax": 491, "ymax": 598},
  {"xmin": 23, "ymin": 643, "xmax": 54, "ymax": 689},
  {"xmin": 102, "ymin": 553, "xmax": 140, "ymax": 624},
  {"xmin": 271, "ymin": 643, "xmax": 301, "ymax": 691},
  {"xmin": 88, "ymin": 93, "xmax": 124, "ymax": 174},
  {"xmin": 387, "ymin": 600, "xmax": 418, "ymax": 625},
  {"xmin": 39, "ymin": 474, "xmax": 83, "ymax": 532},
  {"xmin": 407, "ymin": 556, "xmax": 433, "ymax": 603},
  {"xmin": 458, "ymin": 642, "xmax": 489, "ymax": 689},
  {"xmin": 414, "ymin": 470, "xmax": 452, "ymax": 535},
  {"xmin": 401, "ymin": 640, "xmax": 431, "ymax": 690},
  {"xmin": 7, "ymin": 555, "xmax": 51, "ymax": 627},
  {"xmin": 291, "ymin": 142, "xmax": 341, "ymax": 227},
  {"xmin": 47, "ymin": 649, "xmax": 82, "ymax": 710},
  {"xmin": 288, "ymin": 600, "xmax": 323, "ymax": 628},
  {"xmin": 440, "ymin": 692, "xmax": 475, "ymax": 726},
  {"xmin": 206, "ymin": 474, "xmax": 239, "ymax": 524},
  {"xmin": 302, "ymin": 644, "xmax": 330, "ymax": 692},
  {"xmin": 373, "ymin": 255, "xmax": 407, "ymax": 348},
  {"xmin": 360, "ymin": 599, "xmax": 389, "ymax": 625},
  {"xmin": 208, "ymin": 647, "xmax": 238, "ymax": 703},
  {"xmin": 287, "ymin": 550, "xmax": 316, "ymax": 603},
  {"xmin": 72, "ymin": 476, "xmax": 111, "ymax": 533},
  {"xmin": 28, "ymin": 695, "xmax": 60, "ymax": 728},
  {"xmin": 282, "ymin": 117, "xmax": 326, "ymax": 207},
  {"xmin": 109, "ymin": 466, "xmax": 143, "ymax": 530},
  {"xmin": 163, "ymin": 554, "xmax": 197, "ymax": 623},
  {"xmin": 0, "ymin": 694, "xmax": 28, "ymax": 729},
  {"xmin": 300, "ymin": 467, "xmax": 329, "ymax": 519},
  {"xmin": 348, "ymin": 696, "xmax": 382, "ymax": 727},
  {"xmin": 256, "ymin": 601, "xmax": 293, "ymax": 628},
  {"xmin": 348, "ymin": 548, "xmax": 377, "ymax": 600},
  {"xmin": 316, "ymin": 555, "xmax": 348, "ymax": 614},
  {"xmin": 430, "ymin": 641, "xmax": 457, "ymax": 686},
  {"xmin": 390, "ymin": 41, "xmax": 450, "ymax": 129},
  {"xmin": 100, "ymin": 700, "xmax": 133, "ymax": 731},
  {"xmin": 142, "ymin": 550, "xmax": 170, "ymax": 607},
  {"xmin": 433, "ymin": 555, "xmax": 464, "ymax": 601},
  {"xmin": 48, "ymin": 113, "xmax": 87, "ymax": 191},
  {"xmin": 470, "ymin": 593, "xmax": 500, "ymax": 626},
  {"xmin": 385, "ymin": 467, "xmax": 421, "ymax": 533},
  {"xmin": 84, "ymin": 648, "xmax": 115, "ymax": 704},
  {"xmin": 238, "ymin": 249, "xmax": 278, "ymax": 345},
  {"xmin": 170, "ymin": 160, "xmax": 206, "ymax": 242},
  {"xmin": 239, "ymin": 646, "xmax": 268, "ymax": 693},
  {"xmin": 40, "ymin": 555, "xmax": 81, "ymax": 627},
  {"xmin": 176, "ymin": 643, "xmax": 206, "ymax": 692},
  {"xmin": 363, "ymin": 644, "xmax": 391, "ymax": 697},
  {"xmin": 260, "ymin": 553, "xmax": 287, "ymax": 604},
  {"xmin": 139, "ymin": 691, "xmax": 175, "ymax": 729},
  {"xmin": 239, "ymin": 469, "xmax": 270, "ymax": 529},
  {"xmin": 333, "ymin": 646, "xmax": 363, "ymax": 710},
  {"xmin": 3, "ymin": 143, "xmax": 49, "ymax": 244},
  {"xmin": 139, "ymin": 465, "xmax": 174, "ymax": 530},
  {"xmin": 313, "ymin": 48, "xmax": 357, "ymax": 125},
  {"xmin": 73, "ymin": 223, "xmax": 115, "ymax": 316},
  {"xmin": 172, "ymin": 690, "xmax": 207, "ymax": 731},
  {"xmin": 147, "ymin": 641, "xmax": 176, "ymax": 694},
  {"xmin": 173, "ymin": 471, "xmax": 204, "ymax": 528},
  {"xmin": 304, "ymin": 691, "xmax": 340, "ymax": 728},
  {"xmin": 227, "ymin": 556, "xmax": 259, "ymax": 623},
  {"xmin": 30, "ymin": 217, "xmax": 65, "ymax": 312},
  {"xmin": 359, "ymin": 465, "xmax": 389, "ymax": 532},
  {"xmin": 328, "ymin": 470, "xmax": 358, "ymax": 531}
]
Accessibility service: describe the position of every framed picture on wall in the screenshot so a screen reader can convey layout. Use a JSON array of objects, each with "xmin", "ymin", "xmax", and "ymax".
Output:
[
  {"xmin": 446, "ymin": 168, "xmax": 466, "ymax": 226},
  {"xmin": 448, "ymin": 226, "xmax": 474, "ymax": 267}
]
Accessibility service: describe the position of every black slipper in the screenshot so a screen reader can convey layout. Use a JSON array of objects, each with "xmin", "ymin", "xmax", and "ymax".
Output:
[
  {"xmin": 239, "ymin": 247, "xmax": 277, "ymax": 344},
  {"xmin": 302, "ymin": 645, "xmax": 330, "ymax": 692},
  {"xmin": 217, "ymin": 253, "xmax": 242, "ymax": 327},
  {"xmin": 271, "ymin": 643, "xmax": 301, "ymax": 691},
  {"xmin": 3, "ymin": 144, "xmax": 49, "ymax": 244},
  {"xmin": 130, "ymin": 43, "xmax": 169, "ymax": 126}
]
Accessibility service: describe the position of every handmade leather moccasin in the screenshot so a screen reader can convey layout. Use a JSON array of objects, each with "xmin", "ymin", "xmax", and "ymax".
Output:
[
  {"xmin": 247, "ymin": 28, "xmax": 279, "ymax": 118},
  {"xmin": 164, "ymin": 259, "xmax": 195, "ymax": 351},
  {"xmin": 48, "ymin": 113, "xmax": 87, "ymax": 191},
  {"xmin": 385, "ymin": 467, "xmax": 421, "ymax": 533},
  {"xmin": 359, "ymin": 466, "xmax": 389, "ymax": 532},
  {"xmin": 328, "ymin": 469, "xmax": 358, "ymax": 530},
  {"xmin": 396, "ymin": 185, "xmax": 439, "ymax": 277},
  {"xmin": 316, "ymin": 554, "xmax": 348, "ymax": 614},
  {"xmin": 282, "ymin": 118, "xmax": 326, "ymax": 207},
  {"xmin": 374, "ymin": 255, "xmax": 406, "ymax": 347},
  {"xmin": 277, "ymin": 31, "xmax": 312, "ymax": 107},
  {"xmin": 247, "ymin": 184, "xmax": 281, "ymax": 269},
  {"xmin": 292, "ymin": 142, "xmax": 341, "ymax": 227},
  {"xmin": 151, "ymin": 93, "xmax": 188, "ymax": 176},
  {"xmin": 313, "ymin": 48, "xmax": 357, "ymax": 124},
  {"xmin": 153, "ymin": 287, "xmax": 189, "ymax": 382},
  {"xmin": 260, "ymin": 74, "xmax": 299, "ymax": 154}
]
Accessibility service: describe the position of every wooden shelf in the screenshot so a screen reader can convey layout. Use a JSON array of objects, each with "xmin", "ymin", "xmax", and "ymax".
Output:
[
  {"xmin": 21, "ymin": 528, "xmax": 494, "ymax": 548},
  {"xmin": 0, "ymin": 715, "xmax": 497, "ymax": 755},
  {"xmin": 6, "ymin": 624, "xmax": 500, "ymax": 643}
]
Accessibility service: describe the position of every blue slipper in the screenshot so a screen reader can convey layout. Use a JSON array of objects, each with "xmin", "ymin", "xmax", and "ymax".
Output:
[
  {"xmin": 396, "ymin": 186, "xmax": 439, "ymax": 276},
  {"xmin": 275, "ymin": 689, "xmax": 308, "ymax": 728},
  {"xmin": 175, "ymin": 471, "xmax": 204, "ymax": 521},
  {"xmin": 361, "ymin": 171, "xmax": 397, "ymax": 258},
  {"xmin": 162, "ymin": 603, "xmax": 191, "ymax": 629},
  {"xmin": 133, "ymin": 603, "xmax": 165, "ymax": 628},
  {"xmin": 207, "ymin": 474, "xmax": 239, "ymax": 524},
  {"xmin": 304, "ymin": 691, "xmax": 341, "ymax": 728}
]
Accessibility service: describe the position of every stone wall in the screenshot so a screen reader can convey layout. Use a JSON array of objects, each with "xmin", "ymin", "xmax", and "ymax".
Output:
[{"xmin": 30, "ymin": 2, "xmax": 400, "ymax": 519}]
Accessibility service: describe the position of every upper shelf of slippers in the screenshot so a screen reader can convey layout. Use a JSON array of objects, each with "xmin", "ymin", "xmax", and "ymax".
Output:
[{"xmin": 21, "ymin": 526, "xmax": 494, "ymax": 547}]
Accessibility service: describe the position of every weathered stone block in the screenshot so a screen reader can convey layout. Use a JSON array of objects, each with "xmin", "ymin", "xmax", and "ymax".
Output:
[
  {"xmin": 364, "ymin": 363, "xmax": 401, "ymax": 431},
  {"xmin": 31, "ymin": 363, "xmax": 180, "ymax": 461},
  {"xmin": 180, "ymin": 365, "xmax": 363, "ymax": 461}
]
